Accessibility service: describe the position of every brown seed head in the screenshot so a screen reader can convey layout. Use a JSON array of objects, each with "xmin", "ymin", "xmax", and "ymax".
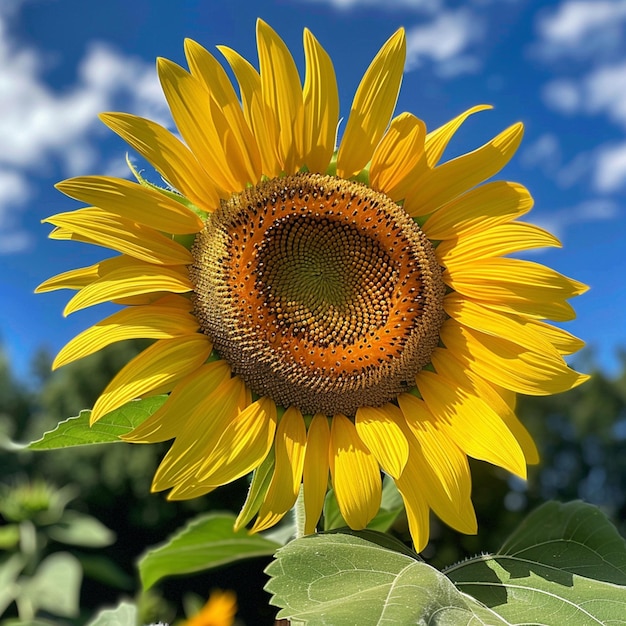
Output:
[{"xmin": 191, "ymin": 173, "xmax": 445, "ymax": 416}]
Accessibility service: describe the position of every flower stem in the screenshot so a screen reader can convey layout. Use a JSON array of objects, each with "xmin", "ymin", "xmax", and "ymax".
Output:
[{"xmin": 294, "ymin": 485, "xmax": 306, "ymax": 539}]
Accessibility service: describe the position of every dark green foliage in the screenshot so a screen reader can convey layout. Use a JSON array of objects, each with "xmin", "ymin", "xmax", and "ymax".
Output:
[
  {"xmin": 1, "ymin": 341, "xmax": 255, "ymax": 622},
  {"xmin": 1, "ymin": 344, "xmax": 625, "ymax": 623}
]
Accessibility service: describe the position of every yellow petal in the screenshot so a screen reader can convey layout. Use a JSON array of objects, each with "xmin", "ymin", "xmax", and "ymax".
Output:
[
  {"xmin": 252, "ymin": 407, "xmax": 307, "ymax": 532},
  {"xmin": 444, "ymin": 293, "xmax": 570, "ymax": 358},
  {"xmin": 303, "ymin": 414, "xmax": 330, "ymax": 535},
  {"xmin": 423, "ymin": 104, "xmax": 492, "ymax": 167},
  {"xmin": 99, "ymin": 112, "xmax": 220, "ymax": 212},
  {"xmin": 44, "ymin": 208, "xmax": 193, "ymax": 266},
  {"xmin": 155, "ymin": 393, "xmax": 250, "ymax": 497},
  {"xmin": 396, "ymin": 398, "xmax": 472, "ymax": 507},
  {"xmin": 184, "ymin": 38, "xmax": 262, "ymax": 185},
  {"xmin": 35, "ymin": 255, "xmax": 133, "ymax": 293},
  {"xmin": 329, "ymin": 414, "xmax": 381, "ymax": 530},
  {"xmin": 526, "ymin": 318, "xmax": 586, "ymax": 355},
  {"xmin": 64, "ymin": 263, "xmax": 192, "ymax": 316},
  {"xmin": 152, "ymin": 375, "xmax": 250, "ymax": 494},
  {"xmin": 337, "ymin": 28, "xmax": 406, "ymax": 178},
  {"xmin": 55, "ymin": 176, "xmax": 204, "ymax": 234},
  {"xmin": 257, "ymin": 19, "xmax": 304, "ymax": 174},
  {"xmin": 166, "ymin": 482, "xmax": 217, "ymax": 500},
  {"xmin": 444, "ymin": 257, "xmax": 588, "ymax": 322},
  {"xmin": 91, "ymin": 335, "xmax": 213, "ymax": 423},
  {"xmin": 437, "ymin": 222, "xmax": 561, "ymax": 265},
  {"xmin": 196, "ymin": 396, "xmax": 278, "ymax": 486},
  {"xmin": 440, "ymin": 321, "xmax": 589, "ymax": 396},
  {"xmin": 218, "ymin": 45, "xmax": 281, "ymax": 177},
  {"xmin": 421, "ymin": 181, "xmax": 533, "ymax": 241},
  {"xmin": 410, "ymin": 371, "xmax": 527, "ymax": 478},
  {"xmin": 123, "ymin": 360, "xmax": 233, "ymax": 444},
  {"xmin": 394, "ymin": 466, "xmax": 430, "ymax": 552},
  {"xmin": 113, "ymin": 292, "xmax": 172, "ymax": 306},
  {"xmin": 369, "ymin": 113, "xmax": 427, "ymax": 201},
  {"xmin": 399, "ymin": 427, "xmax": 477, "ymax": 536},
  {"xmin": 158, "ymin": 57, "xmax": 250, "ymax": 195},
  {"xmin": 404, "ymin": 122, "xmax": 525, "ymax": 218},
  {"xmin": 302, "ymin": 28, "xmax": 339, "ymax": 173},
  {"xmin": 54, "ymin": 297, "xmax": 197, "ymax": 369},
  {"xmin": 355, "ymin": 404, "xmax": 409, "ymax": 479},
  {"xmin": 430, "ymin": 348, "xmax": 539, "ymax": 465}
]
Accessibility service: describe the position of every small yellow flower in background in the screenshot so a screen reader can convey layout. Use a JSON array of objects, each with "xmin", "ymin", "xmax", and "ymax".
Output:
[
  {"xmin": 38, "ymin": 19, "xmax": 588, "ymax": 550},
  {"xmin": 182, "ymin": 590, "xmax": 237, "ymax": 626}
]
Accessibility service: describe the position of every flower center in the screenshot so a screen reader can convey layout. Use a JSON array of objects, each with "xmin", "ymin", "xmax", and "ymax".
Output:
[{"xmin": 191, "ymin": 173, "xmax": 446, "ymax": 416}]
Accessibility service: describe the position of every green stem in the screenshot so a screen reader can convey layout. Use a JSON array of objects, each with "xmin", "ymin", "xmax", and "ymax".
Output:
[{"xmin": 294, "ymin": 485, "xmax": 306, "ymax": 539}]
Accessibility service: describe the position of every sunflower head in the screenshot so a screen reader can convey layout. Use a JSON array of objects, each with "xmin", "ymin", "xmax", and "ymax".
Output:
[
  {"xmin": 191, "ymin": 172, "xmax": 446, "ymax": 416},
  {"xmin": 39, "ymin": 19, "xmax": 588, "ymax": 551}
]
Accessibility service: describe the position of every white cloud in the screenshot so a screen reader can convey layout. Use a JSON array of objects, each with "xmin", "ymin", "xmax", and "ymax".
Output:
[
  {"xmin": 0, "ymin": 39, "xmax": 167, "ymax": 172},
  {"xmin": 0, "ymin": 6, "xmax": 169, "ymax": 254},
  {"xmin": 519, "ymin": 136, "xmax": 599, "ymax": 191},
  {"xmin": 534, "ymin": 198, "xmax": 619, "ymax": 240},
  {"xmin": 301, "ymin": 0, "xmax": 441, "ymax": 11},
  {"xmin": 539, "ymin": 0, "xmax": 626, "ymax": 44},
  {"xmin": 556, "ymin": 151, "xmax": 594, "ymax": 189},
  {"xmin": 0, "ymin": 169, "xmax": 32, "ymax": 254},
  {"xmin": 541, "ymin": 79, "xmax": 581, "ymax": 113},
  {"xmin": 594, "ymin": 142, "xmax": 626, "ymax": 192},
  {"xmin": 533, "ymin": 0, "xmax": 626, "ymax": 60},
  {"xmin": 585, "ymin": 62, "xmax": 626, "ymax": 127},
  {"xmin": 543, "ymin": 61, "xmax": 626, "ymax": 128},
  {"xmin": 520, "ymin": 133, "xmax": 562, "ymax": 174},
  {"xmin": 405, "ymin": 8, "xmax": 483, "ymax": 76}
]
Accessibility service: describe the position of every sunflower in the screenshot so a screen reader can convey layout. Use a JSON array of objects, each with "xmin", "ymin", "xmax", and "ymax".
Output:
[
  {"xmin": 183, "ymin": 589, "xmax": 237, "ymax": 626},
  {"xmin": 38, "ymin": 20, "xmax": 588, "ymax": 551}
]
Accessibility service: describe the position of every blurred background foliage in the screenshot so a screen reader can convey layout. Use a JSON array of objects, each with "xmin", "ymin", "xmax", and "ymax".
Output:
[{"xmin": 0, "ymin": 339, "xmax": 624, "ymax": 624}]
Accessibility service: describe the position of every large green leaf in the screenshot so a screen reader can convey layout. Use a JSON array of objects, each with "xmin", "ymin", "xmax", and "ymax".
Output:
[
  {"xmin": 28, "ymin": 396, "xmax": 167, "ymax": 450},
  {"xmin": 139, "ymin": 512, "xmax": 281, "ymax": 590},
  {"xmin": 447, "ymin": 500, "xmax": 626, "ymax": 625},
  {"xmin": 265, "ymin": 531, "xmax": 506, "ymax": 625},
  {"xmin": 48, "ymin": 511, "xmax": 116, "ymax": 547}
]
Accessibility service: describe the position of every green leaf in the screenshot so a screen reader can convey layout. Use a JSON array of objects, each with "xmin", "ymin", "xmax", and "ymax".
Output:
[
  {"xmin": 234, "ymin": 447, "xmax": 275, "ymax": 531},
  {"xmin": 138, "ymin": 512, "xmax": 281, "ymax": 590},
  {"xmin": 85, "ymin": 601, "xmax": 137, "ymax": 626},
  {"xmin": 76, "ymin": 553, "xmax": 134, "ymax": 590},
  {"xmin": 322, "ymin": 489, "xmax": 345, "ymax": 531},
  {"xmin": 0, "ymin": 524, "xmax": 20, "ymax": 549},
  {"xmin": 17, "ymin": 552, "xmax": 82, "ymax": 618},
  {"xmin": 447, "ymin": 500, "xmax": 626, "ymax": 625},
  {"xmin": 0, "ymin": 553, "xmax": 25, "ymax": 615},
  {"xmin": 368, "ymin": 477, "xmax": 405, "ymax": 533},
  {"xmin": 265, "ymin": 531, "xmax": 505, "ymax": 625},
  {"xmin": 28, "ymin": 396, "xmax": 167, "ymax": 450},
  {"xmin": 48, "ymin": 511, "xmax": 116, "ymax": 548}
]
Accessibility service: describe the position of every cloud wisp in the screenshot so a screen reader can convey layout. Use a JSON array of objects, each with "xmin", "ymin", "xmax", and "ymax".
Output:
[
  {"xmin": 405, "ymin": 8, "xmax": 484, "ymax": 76},
  {"xmin": 532, "ymin": 198, "xmax": 620, "ymax": 242},
  {"xmin": 301, "ymin": 0, "xmax": 441, "ymax": 12},
  {"xmin": 0, "ymin": 6, "xmax": 168, "ymax": 254},
  {"xmin": 532, "ymin": 0, "xmax": 626, "ymax": 61}
]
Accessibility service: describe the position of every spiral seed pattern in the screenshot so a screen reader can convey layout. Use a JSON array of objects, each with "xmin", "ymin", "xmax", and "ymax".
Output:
[{"xmin": 191, "ymin": 173, "xmax": 446, "ymax": 416}]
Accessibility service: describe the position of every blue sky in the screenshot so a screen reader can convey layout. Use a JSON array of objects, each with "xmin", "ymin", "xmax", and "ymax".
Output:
[{"xmin": 1, "ymin": 0, "xmax": 624, "ymax": 383}]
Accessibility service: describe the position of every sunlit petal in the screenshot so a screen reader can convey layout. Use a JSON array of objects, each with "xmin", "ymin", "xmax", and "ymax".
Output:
[
  {"xmin": 330, "ymin": 414, "xmax": 381, "ymax": 530},
  {"xmin": 337, "ymin": 29, "xmax": 406, "ymax": 178}
]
